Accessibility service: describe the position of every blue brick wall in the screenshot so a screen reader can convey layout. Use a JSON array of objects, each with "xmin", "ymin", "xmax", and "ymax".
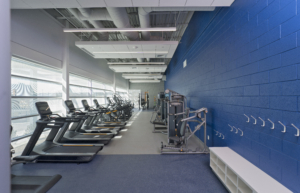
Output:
[{"xmin": 165, "ymin": 0, "xmax": 300, "ymax": 191}]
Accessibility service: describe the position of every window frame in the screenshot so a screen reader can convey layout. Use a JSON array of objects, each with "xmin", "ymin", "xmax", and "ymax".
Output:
[{"xmin": 11, "ymin": 56, "xmax": 63, "ymax": 141}]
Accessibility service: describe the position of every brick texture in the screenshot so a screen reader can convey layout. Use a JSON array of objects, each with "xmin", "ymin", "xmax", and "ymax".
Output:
[{"xmin": 165, "ymin": 0, "xmax": 300, "ymax": 192}]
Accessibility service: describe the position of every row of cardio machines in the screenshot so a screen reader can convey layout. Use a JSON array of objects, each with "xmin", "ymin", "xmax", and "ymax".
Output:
[
  {"xmin": 151, "ymin": 89, "xmax": 209, "ymax": 154},
  {"xmin": 10, "ymin": 95, "xmax": 133, "ymax": 193}
]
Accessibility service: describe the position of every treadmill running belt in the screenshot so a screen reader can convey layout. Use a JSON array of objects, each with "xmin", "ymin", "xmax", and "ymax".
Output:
[
  {"xmin": 11, "ymin": 174, "xmax": 62, "ymax": 193},
  {"xmin": 45, "ymin": 146, "xmax": 101, "ymax": 153}
]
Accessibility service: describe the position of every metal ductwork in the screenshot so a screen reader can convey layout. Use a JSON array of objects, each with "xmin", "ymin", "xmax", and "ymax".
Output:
[
  {"xmin": 78, "ymin": 8, "xmax": 109, "ymax": 41},
  {"xmin": 138, "ymin": 7, "xmax": 215, "ymax": 41},
  {"xmin": 68, "ymin": 8, "xmax": 106, "ymax": 41},
  {"xmin": 106, "ymin": 8, "xmax": 140, "ymax": 41},
  {"xmin": 77, "ymin": 8, "xmax": 112, "ymax": 21},
  {"xmin": 77, "ymin": 8, "xmax": 140, "ymax": 41}
]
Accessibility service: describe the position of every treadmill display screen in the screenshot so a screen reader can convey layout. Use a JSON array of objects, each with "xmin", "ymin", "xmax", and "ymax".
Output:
[
  {"xmin": 35, "ymin": 102, "xmax": 52, "ymax": 116},
  {"xmin": 82, "ymin": 100, "xmax": 89, "ymax": 109},
  {"xmin": 65, "ymin": 100, "xmax": 75, "ymax": 111},
  {"xmin": 94, "ymin": 99, "xmax": 99, "ymax": 107}
]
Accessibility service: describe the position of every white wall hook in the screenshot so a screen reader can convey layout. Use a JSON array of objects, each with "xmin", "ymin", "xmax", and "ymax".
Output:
[
  {"xmin": 291, "ymin": 124, "xmax": 300, "ymax": 137},
  {"xmin": 228, "ymin": 124, "xmax": 233, "ymax": 132},
  {"xmin": 251, "ymin": 115, "xmax": 257, "ymax": 124},
  {"xmin": 233, "ymin": 126, "xmax": 238, "ymax": 134},
  {"xmin": 278, "ymin": 121, "xmax": 286, "ymax": 133},
  {"xmin": 268, "ymin": 119, "xmax": 275, "ymax": 129},
  {"xmin": 238, "ymin": 128, "xmax": 243, "ymax": 136},
  {"xmin": 258, "ymin": 117, "xmax": 265, "ymax": 127},
  {"xmin": 221, "ymin": 134, "xmax": 225, "ymax": 139},
  {"xmin": 244, "ymin": 114, "xmax": 250, "ymax": 122},
  {"xmin": 214, "ymin": 130, "xmax": 219, "ymax": 135}
]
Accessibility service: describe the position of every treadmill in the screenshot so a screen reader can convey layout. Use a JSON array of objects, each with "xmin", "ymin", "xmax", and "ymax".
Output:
[
  {"xmin": 14, "ymin": 112, "xmax": 103, "ymax": 163},
  {"xmin": 83, "ymin": 99, "xmax": 126, "ymax": 127},
  {"xmin": 64, "ymin": 100, "xmax": 120, "ymax": 134},
  {"xmin": 11, "ymin": 126, "xmax": 62, "ymax": 193},
  {"xmin": 91, "ymin": 99, "xmax": 127, "ymax": 127},
  {"xmin": 36, "ymin": 102, "xmax": 114, "ymax": 145}
]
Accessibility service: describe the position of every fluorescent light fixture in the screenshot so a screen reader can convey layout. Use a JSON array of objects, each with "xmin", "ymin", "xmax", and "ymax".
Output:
[
  {"xmin": 123, "ymin": 76, "xmax": 162, "ymax": 79},
  {"xmin": 93, "ymin": 51, "xmax": 168, "ymax": 54},
  {"xmin": 109, "ymin": 65, "xmax": 167, "ymax": 73},
  {"xmin": 63, "ymin": 27, "xmax": 176, "ymax": 33},
  {"xmin": 108, "ymin": 62, "xmax": 165, "ymax": 65},
  {"xmin": 130, "ymin": 79, "xmax": 161, "ymax": 83},
  {"xmin": 122, "ymin": 74, "xmax": 163, "ymax": 79}
]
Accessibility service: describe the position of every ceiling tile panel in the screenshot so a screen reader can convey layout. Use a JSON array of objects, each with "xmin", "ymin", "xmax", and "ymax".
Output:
[
  {"xmin": 211, "ymin": 0, "xmax": 234, "ymax": 6},
  {"xmin": 11, "ymin": 0, "xmax": 31, "ymax": 8},
  {"xmin": 159, "ymin": 0, "xmax": 186, "ymax": 6},
  {"xmin": 104, "ymin": 0, "xmax": 133, "ymax": 7},
  {"xmin": 141, "ymin": 45, "xmax": 156, "ymax": 51},
  {"xmin": 112, "ymin": 45, "xmax": 129, "ymax": 51},
  {"xmin": 76, "ymin": 0, "xmax": 106, "ymax": 7},
  {"xmin": 155, "ymin": 45, "xmax": 170, "ymax": 51},
  {"xmin": 23, "ymin": 0, "xmax": 54, "ymax": 8},
  {"xmin": 50, "ymin": 0, "xmax": 81, "ymax": 8},
  {"xmin": 132, "ymin": 0, "xmax": 159, "ymax": 6},
  {"xmin": 128, "ymin": 45, "xmax": 143, "ymax": 51},
  {"xmin": 185, "ymin": 0, "xmax": 214, "ymax": 6}
]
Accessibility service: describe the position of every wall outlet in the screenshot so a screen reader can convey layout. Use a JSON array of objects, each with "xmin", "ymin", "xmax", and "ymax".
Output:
[
  {"xmin": 183, "ymin": 59, "xmax": 187, "ymax": 68},
  {"xmin": 207, "ymin": 135, "xmax": 209, "ymax": 140}
]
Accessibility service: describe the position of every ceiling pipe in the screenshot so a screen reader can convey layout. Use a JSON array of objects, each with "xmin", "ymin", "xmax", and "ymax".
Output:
[
  {"xmin": 138, "ymin": 7, "xmax": 215, "ymax": 41},
  {"xmin": 67, "ymin": 8, "xmax": 101, "ymax": 41},
  {"xmin": 78, "ymin": 8, "xmax": 112, "ymax": 21},
  {"xmin": 106, "ymin": 7, "xmax": 140, "ymax": 41},
  {"xmin": 78, "ymin": 8, "xmax": 109, "ymax": 41}
]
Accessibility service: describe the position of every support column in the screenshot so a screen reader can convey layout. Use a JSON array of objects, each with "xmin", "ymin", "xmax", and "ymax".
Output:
[
  {"xmin": 113, "ymin": 72, "xmax": 116, "ymax": 93},
  {"xmin": 62, "ymin": 21, "xmax": 69, "ymax": 116},
  {"xmin": 0, "ymin": 0, "xmax": 11, "ymax": 192}
]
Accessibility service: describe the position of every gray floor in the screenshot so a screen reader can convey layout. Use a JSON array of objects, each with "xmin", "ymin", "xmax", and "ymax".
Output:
[
  {"xmin": 100, "ymin": 109, "xmax": 205, "ymax": 155},
  {"xmin": 12, "ymin": 154, "xmax": 228, "ymax": 193},
  {"xmin": 11, "ymin": 109, "xmax": 227, "ymax": 193}
]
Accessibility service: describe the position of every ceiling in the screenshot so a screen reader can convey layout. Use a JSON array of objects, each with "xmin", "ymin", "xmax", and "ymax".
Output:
[
  {"xmin": 109, "ymin": 65, "xmax": 167, "ymax": 73},
  {"xmin": 11, "ymin": 1, "xmax": 235, "ymax": 83},
  {"xmin": 11, "ymin": 0, "xmax": 235, "ymax": 9},
  {"xmin": 75, "ymin": 41, "xmax": 178, "ymax": 59}
]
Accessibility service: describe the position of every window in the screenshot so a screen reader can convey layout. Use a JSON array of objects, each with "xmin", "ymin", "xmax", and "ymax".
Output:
[
  {"xmin": 69, "ymin": 73, "xmax": 114, "ymax": 109},
  {"xmin": 11, "ymin": 57, "xmax": 62, "ymax": 141},
  {"xmin": 116, "ymin": 87, "xmax": 129, "ymax": 100}
]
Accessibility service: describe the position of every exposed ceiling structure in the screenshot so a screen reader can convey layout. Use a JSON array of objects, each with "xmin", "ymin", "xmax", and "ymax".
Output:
[
  {"xmin": 11, "ymin": 0, "xmax": 234, "ymax": 9},
  {"xmin": 11, "ymin": 0, "xmax": 235, "ymax": 83}
]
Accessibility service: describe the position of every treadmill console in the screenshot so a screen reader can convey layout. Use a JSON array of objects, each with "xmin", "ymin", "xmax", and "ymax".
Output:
[
  {"xmin": 93, "ymin": 99, "xmax": 100, "ymax": 108},
  {"xmin": 35, "ymin": 102, "xmax": 53, "ymax": 117},
  {"xmin": 81, "ymin": 99, "xmax": 90, "ymax": 110},
  {"xmin": 65, "ymin": 100, "xmax": 76, "ymax": 112}
]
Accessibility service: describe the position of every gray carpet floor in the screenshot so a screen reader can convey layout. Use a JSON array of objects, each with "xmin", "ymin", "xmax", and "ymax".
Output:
[
  {"xmin": 11, "ymin": 109, "xmax": 228, "ymax": 193},
  {"xmin": 11, "ymin": 154, "xmax": 228, "ymax": 193}
]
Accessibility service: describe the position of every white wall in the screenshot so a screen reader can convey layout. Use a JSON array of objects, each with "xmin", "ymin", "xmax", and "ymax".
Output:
[
  {"xmin": 11, "ymin": 9, "xmax": 125, "ymax": 86},
  {"xmin": 68, "ymin": 34, "xmax": 114, "ymax": 84},
  {"xmin": 11, "ymin": 9, "xmax": 64, "ymax": 68},
  {"xmin": 129, "ymin": 82, "xmax": 164, "ymax": 108},
  {"xmin": 115, "ymin": 73, "xmax": 129, "ymax": 90}
]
